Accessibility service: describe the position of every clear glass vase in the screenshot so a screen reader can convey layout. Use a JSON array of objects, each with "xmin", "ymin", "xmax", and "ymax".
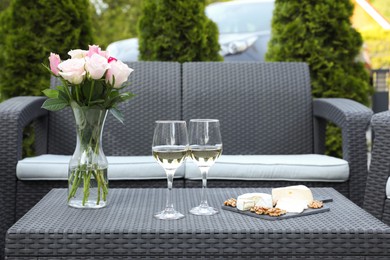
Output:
[{"xmin": 68, "ymin": 102, "xmax": 109, "ymax": 209}]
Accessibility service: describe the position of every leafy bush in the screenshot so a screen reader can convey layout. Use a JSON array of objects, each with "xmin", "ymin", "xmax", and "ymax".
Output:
[
  {"xmin": 266, "ymin": 0, "xmax": 373, "ymax": 157},
  {"xmin": 138, "ymin": 0, "xmax": 222, "ymax": 62},
  {"xmin": 0, "ymin": 0, "xmax": 94, "ymax": 99},
  {"xmin": 89, "ymin": 0, "xmax": 227, "ymax": 49},
  {"xmin": 0, "ymin": 0, "xmax": 94, "ymax": 156}
]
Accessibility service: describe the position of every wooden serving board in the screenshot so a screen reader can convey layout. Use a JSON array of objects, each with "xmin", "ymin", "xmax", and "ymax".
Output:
[{"xmin": 221, "ymin": 197, "xmax": 332, "ymax": 221}]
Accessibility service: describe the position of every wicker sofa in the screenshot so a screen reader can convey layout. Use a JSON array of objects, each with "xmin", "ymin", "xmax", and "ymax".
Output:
[{"xmin": 0, "ymin": 61, "xmax": 372, "ymax": 259}]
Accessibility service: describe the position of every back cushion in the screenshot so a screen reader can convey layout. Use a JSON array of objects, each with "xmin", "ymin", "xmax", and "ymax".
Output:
[
  {"xmin": 47, "ymin": 62, "xmax": 182, "ymax": 156},
  {"xmin": 182, "ymin": 62, "xmax": 313, "ymax": 155}
]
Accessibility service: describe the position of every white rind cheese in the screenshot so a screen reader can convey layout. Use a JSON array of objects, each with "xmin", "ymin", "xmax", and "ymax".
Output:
[
  {"xmin": 271, "ymin": 185, "xmax": 313, "ymax": 206},
  {"xmin": 275, "ymin": 197, "xmax": 308, "ymax": 213},
  {"xmin": 236, "ymin": 193, "xmax": 272, "ymax": 211}
]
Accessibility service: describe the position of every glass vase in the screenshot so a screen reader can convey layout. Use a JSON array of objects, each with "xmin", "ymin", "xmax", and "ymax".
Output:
[{"xmin": 68, "ymin": 102, "xmax": 109, "ymax": 209}]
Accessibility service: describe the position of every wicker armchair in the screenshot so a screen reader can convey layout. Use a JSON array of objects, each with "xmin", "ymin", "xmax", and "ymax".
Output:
[{"xmin": 364, "ymin": 111, "xmax": 390, "ymax": 225}]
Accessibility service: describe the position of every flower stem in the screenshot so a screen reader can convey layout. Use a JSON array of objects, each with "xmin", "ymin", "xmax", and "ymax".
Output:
[
  {"xmin": 82, "ymin": 170, "xmax": 92, "ymax": 206},
  {"xmin": 68, "ymin": 169, "xmax": 83, "ymax": 202},
  {"xmin": 91, "ymin": 170, "xmax": 100, "ymax": 205},
  {"xmin": 88, "ymin": 81, "xmax": 95, "ymax": 105},
  {"xmin": 75, "ymin": 85, "xmax": 80, "ymax": 102}
]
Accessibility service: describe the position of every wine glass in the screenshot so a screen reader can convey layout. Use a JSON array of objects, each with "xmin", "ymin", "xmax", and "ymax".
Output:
[
  {"xmin": 189, "ymin": 119, "xmax": 222, "ymax": 215},
  {"xmin": 152, "ymin": 120, "xmax": 188, "ymax": 220}
]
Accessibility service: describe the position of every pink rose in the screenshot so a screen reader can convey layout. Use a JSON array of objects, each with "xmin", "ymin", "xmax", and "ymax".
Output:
[
  {"xmin": 85, "ymin": 54, "xmax": 110, "ymax": 80},
  {"xmin": 87, "ymin": 45, "xmax": 101, "ymax": 58},
  {"xmin": 87, "ymin": 45, "xmax": 109, "ymax": 59},
  {"xmin": 98, "ymin": 50, "xmax": 110, "ymax": 59},
  {"xmin": 68, "ymin": 49, "xmax": 88, "ymax": 59},
  {"xmin": 48, "ymin": 53, "xmax": 61, "ymax": 76},
  {"xmin": 108, "ymin": 57, "xmax": 117, "ymax": 63},
  {"xmin": 58, "ymin": 58, "xmax": 86, "ymax": 85},
  {"xmin": 105, "ymin": 60, "xmax": 133, "ymax": 88}
]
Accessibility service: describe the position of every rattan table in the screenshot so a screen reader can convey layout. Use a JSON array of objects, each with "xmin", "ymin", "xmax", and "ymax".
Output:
[{"xmin": 5, "ymin": 188, "xmax": 390, "ymax": 259}]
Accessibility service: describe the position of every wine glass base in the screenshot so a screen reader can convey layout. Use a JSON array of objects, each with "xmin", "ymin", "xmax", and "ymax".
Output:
[
  {"xmin": 190, "ymin": 205, "xmax": 219, "ymax": 216},
  {"xmin": 154, "ymin": 209, "xmax": 185, "ymax": 220}
]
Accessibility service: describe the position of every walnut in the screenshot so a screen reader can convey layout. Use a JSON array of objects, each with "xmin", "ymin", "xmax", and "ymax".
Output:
[
  {"xmin": 266, "ymin": 208, "xmax": 287, "ymax": 217},
  {"xmin": 224, "ymin": 198, "xmax": 237, "ymax": 207},
  {"xmin": 308, "ymin": 200, "xmax": 323, "ymax": 209},
  {"xmin": 250, "ymin": 206, "xmax": 269, "ymax": 215}
]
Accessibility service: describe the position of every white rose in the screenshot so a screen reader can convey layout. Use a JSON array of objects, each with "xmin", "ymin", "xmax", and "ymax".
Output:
[
  {"xmin": 85, "ymin": 54, "xmax": 110, "ymax": 80},
  {"xmin": 105, "ymin": 60, "xmax": 133, "ymax": 88},
  {"xmin": 58, "ymin": 58, "xmax": 86, "ymax": 85},
  {"xmin": 68, "ymin": 49, "xmax": 88, "ymax": 59}
]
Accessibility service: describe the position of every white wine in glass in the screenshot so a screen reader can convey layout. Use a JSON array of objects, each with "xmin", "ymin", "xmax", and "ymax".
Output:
[
  {"xmin": 189, "ymin": 119, "xmax": 222, "ymax": 216},
  {"xmin": 152, "ymin": 121, "xmax": 188, "ymax": 220}
]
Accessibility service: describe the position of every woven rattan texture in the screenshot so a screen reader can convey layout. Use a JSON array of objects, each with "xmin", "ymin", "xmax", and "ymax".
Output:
[
  {"xmin": 48, "ymin": 62, "xmax": 182, "ymax": 156},
  {"xmin": 383, "ymin": 200, "xmax": 390, "ymax": 224},
  {"xmin": 3, "ymin": 257, "xmax": 376, "ymax": 260},
  {"xmin": 182, "ymin": 62, "xmax": 313, "ymax": 155},
  {"xmin": 15, "ymin": 179, "xmax": 182, "ymax": 220},
  {"xmin": 364, "ymin": 111, "xmax": 390, "ymax": 224},
  {"xmin": 0, "ymin": 96, "xmax": 48, "ymax": 260},
  {"xmin": 313, "ymin": 99, "xmax": 372, "ymax": 206},
  {"xmin": 6, "ymin": 188, "xmax": 390, "ymax": 259},
  {"xmin": 185, "ymin": 180, "xmax": 350, "ymax": 197},
  {"xmin": 5, "ymin": 257, "xmax": 376, "ymax": 260}
]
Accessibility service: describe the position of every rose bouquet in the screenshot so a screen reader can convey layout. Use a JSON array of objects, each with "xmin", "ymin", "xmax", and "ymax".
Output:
[
  {"xmin": 43, "ymin": 45, "xmax": 134, "ymax": 122},
  {"xmin": 42, "ymin": 45, "xmax": 134, "ymax": 208}
]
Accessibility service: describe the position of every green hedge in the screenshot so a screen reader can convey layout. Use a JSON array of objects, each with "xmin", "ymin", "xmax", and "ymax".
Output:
[
  {"xmin": 266, "ymin": 0, "xmax": 373, "ymax": 157},
  {"xmin": 0, "ymin": 0, "xmax": 94, "ymax": 100},
  {"xmin": 138, "ymin": 0, "xmax": 221, "ymax": 62}
]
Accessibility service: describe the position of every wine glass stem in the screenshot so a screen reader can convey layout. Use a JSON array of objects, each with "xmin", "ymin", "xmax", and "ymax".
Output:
[
  {"xmin": 200, "ymin": 166, "xmax": 210, "ymax": 208},
  {"xmin": 165, "ymin": 169, "xmax": 175, "ymax": 210}
]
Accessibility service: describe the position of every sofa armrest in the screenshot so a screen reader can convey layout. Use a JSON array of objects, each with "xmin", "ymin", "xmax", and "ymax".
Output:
[
  {"xmin": 0, "ymin": 96, "xmax": 48, "ymax": 159},
  {"xmin": 0, "ymin": 96, "xmax": 47, "ymax": 249},
  {"xmin": 364, "ymin": 111, "xmax": 390, "ymax": 221},
  {"xmin": 313, "ymin": 98, "xmax": 372, "ymax": 206}
]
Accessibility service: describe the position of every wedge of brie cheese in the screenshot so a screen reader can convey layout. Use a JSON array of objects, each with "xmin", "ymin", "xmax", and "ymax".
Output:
[
  {"xmin": 272, "ymin": 185, "xmax": 313, "ymax": 206},
  {"xmin": 275, "ymin": 197, "xmax": 308, "ymax": 213},
  {"xmin": 236, "ymin": 193, "xmax": 272, "ymax": 211}
]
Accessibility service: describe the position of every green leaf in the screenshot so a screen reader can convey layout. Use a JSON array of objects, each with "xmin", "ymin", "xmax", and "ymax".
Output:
[
  {"xmin": 109, "ymin": 91, "xmax": 120, "ymax": 99},
  {"xmin": 58, "ymin": 89, "xmax": 70, "ymax": 101},
  {"xmin": 81, "ymin": 80, "xmax": 92, "ymax": 101},
  {"xmin": 42, "ymin": 89, "xmax": 59, "ymax": 98},
  {"xmin": 89, "ymin": 99, "xmax": 105, "ymax": 105},
  {"xmin": 41, "ymin": 98, "xmax": 69, "ymax": 111},
  {"xmin": 56, "ymin": 85, "xmax": 71, "ymax": 102},
  {"xmin": 94, "ymin": 80, "xmax": 105, "ymax": 98},
  {"xmin": 105, "ymin": 91, "xmax": 120, "ymax": 107},
  {"xmin": 56, "ymin": 85, "xmax": 68, "ymax": 93},
  {"xmin": 110, "ymin": 107, "xmax": 124, "ymax": 124},
  {"xmin": 119, "ymin": 92, "xmax": 135, "ymax": 102}
]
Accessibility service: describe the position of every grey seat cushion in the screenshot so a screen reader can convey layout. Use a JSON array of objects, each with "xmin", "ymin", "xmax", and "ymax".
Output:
[
  {"xmin": 17, "ymin": 154, "xmax": 348, "ymax": 183},
  {"xmin": 185, "ymin": 155, "xmax": 349, "ymax": 182},
  {"xmin": 17, "ymin": 155, "xmax": 185, "ymax": 180},
  {"xmin": 386, "ymin": 178, "xmax": 390, "ymax": 198}
]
